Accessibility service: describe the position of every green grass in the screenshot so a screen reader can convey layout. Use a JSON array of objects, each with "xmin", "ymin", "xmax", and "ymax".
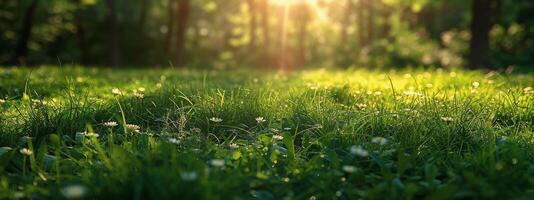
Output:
[{"xmin": 0, "ymin": 66, "xmax": 533, "ymax": 199}]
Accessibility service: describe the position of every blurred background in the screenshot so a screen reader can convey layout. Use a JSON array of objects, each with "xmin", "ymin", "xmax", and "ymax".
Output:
[{"xmin": 1, "ymin": 0, "xmax": 533, "ymax": 70}]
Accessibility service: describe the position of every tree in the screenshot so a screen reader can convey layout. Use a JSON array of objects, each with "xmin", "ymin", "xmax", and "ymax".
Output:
[
  {"xmin": 258, "ymin": 0, "xmax": 271, "ymax": 66},
  {"xmin": 138, "ymin": 0, "xmax": 148, "ymax": 30},
  {"xmin": 164, "ymin": 0, "xmax": 176, "ymax": 58},
  {"xmin": 175, "ymin": 0, "xmax": 190, "ymax": 67},
  {"xmin": 469, "ymin": 0, "xmax": 493, "ymax": 68},
  {"xmin": 13, "ymin": 0, "xmax": 39, "ymax": 65},
  {"xmin": 105, "ymin": 0, "xmax": 122, "ymax": 67},
  {"xmin": 247, "ymin": 0, "xmax": 257, "ymax": 52},
  {"xmin": 73, "ymin": 0, "xmax": 88, "ymax": 64},
  {"xmin": 357, "ymin": 0, "xmax": 367, "ymax": 48},
  {"xmin": 296, "ymin": 3, "xmax": 310, "ymax": 66},
  {"xmin": 340, "ymin": 0, "xmax": 354, "ymax": 47}
]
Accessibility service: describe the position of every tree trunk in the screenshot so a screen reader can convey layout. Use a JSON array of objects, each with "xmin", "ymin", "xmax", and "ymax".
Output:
[
  {"xmin": 138, "ymin": 0, "xmax": 148, "ymax": 30},
  {"xmin": 260, "ymin": 0, "xmax": 273, "ymax": 65},
  {"xmin": 175, "ymin": 0, "xmax": 190, "ymax": 67},
  {"xmin": 73, "ymin": 0, "xmax": 88, "ymax": 64},
  {"xmin": 296, "ymin": 4, "xmax": 310, "ymax": 67},
  {"xmin": 469, "ymin": 0, "xmax": 492, "ymax": 69},
  {"xmin": 340, "ymin": 0, "xmax": 353, "ymax": 47},
  {"xmin": 357, "ymin": 0, "xmax": 367, "ymax": 48},
  {"xmin": 164, "ymin": 0, "xmax": 176, "ymax": 58},
  {"xmin": 248, "ymin": 0, "xmax": 257, "ymax": 52},
  {"xmin": 13, "ymin": 0, "xmax": 39, "ymax": 65},
  {"xmin": 106, "ymin": 0, "xmax": 121, "ymax": 67},
  {"xmin": 367, "ymin": 0, "xmax": 374, "ymax": 44}
]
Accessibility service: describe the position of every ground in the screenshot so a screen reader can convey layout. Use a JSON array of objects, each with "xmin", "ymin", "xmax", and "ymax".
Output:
[{"xmin": 0, "ymin": 66, "xmax": 533, "ymax": 199}]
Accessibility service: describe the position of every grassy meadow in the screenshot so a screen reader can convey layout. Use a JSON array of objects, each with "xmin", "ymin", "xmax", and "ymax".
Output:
[{"xmin": 0, "ymin": 66, "xmax": 533, "ymax": 199}]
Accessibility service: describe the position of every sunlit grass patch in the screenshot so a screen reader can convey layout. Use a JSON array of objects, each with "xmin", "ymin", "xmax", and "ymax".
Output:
[{"xmin": 0, "ymin": 66, "xmax": 533, "ymax": 199}]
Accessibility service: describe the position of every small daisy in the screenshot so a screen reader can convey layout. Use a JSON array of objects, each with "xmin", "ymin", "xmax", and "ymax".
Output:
[
  {"xmin": 210, "ymin": 159, "xmax": 225, "ymax": 167},
  {"xmin": 0, "ymin": 99, "xmax": 5, "ymax": 104},
  {"xmin": 342, "ymin": 165, "xmax": 356, "ymax": 173},
  {"xmin": 371, "ymin": 137, "xmax": 388, "ymax": 145},
  {"xmin": 210, "ymin": 117, "xmax": 223, "ymax": 123},
  {"xmin": 272, "ymin": 135, "xmax": 284, "ymax": 141},
  {"xmin": 349, "ymin": 145, "xmax": 369, "ymax": 157},
  {"xmin": 19, "ymin": 148, "xmax": 33, "ymax": 156},
  {"xmin": 85, "ymin": 132, "xmax": 99, "ymax": 138},
  {"xmin": 229, "ymin": 143, "xmax": 239, "ymax": 149},
  {"xmin": 168, "ymin": 138, "xmax": 180, "ymax": 145},
  {"xmin": 180, "ymin": 171, "xmax": 198, "ymax": 181},
  {"xmin": 103, "ymin": 121, "xmax": 118, "ymax": 127},
  {"xmin": 61, "ymin": 184, "xmax": 88, "ymax": 199},
  {"xmin": 125, "ymin": 124, "xmax": 141, "ymax": 132},
  {"xmin": 441, "ymin": 116, "xmax": 454, "ymax": 122},
  {"xmin": 255, "ymin": 117, "xmax": 266, "ymax": 124},
  {"xmin": 111, "ymin": 88, "xmax": 123, "ymax": 95}
]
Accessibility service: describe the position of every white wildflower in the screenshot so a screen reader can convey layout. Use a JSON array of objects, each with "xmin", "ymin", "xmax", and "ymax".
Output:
[
  {"xmin": 255, "ymin": 117, "xmax": 266, "ymax": 124},
  {"xmin": 103, "ymin": 121, "xmax": 118, "ymax": 127},
  {"xmin": 61, "ymin": 184, "xmax": 88, "ymax": 199},
  {"xmin": 210, "ymin": 117, "xmax": 223, "ymax": 123},
  {"xmin": 349, "ymin": 145, "xmax": 369, "ymax": 157},
  {"xmin": 356, "ymin": 103, "xmax": 367, "ymax": 109},
  {"xmin": 441, "ymin": 116, "xmax": 454, "ymax": 122},
  {"xmin": 210, "ymin": 159, "xmax": 225, "ymax": 167},
  {"xmin": 371, "ymin": 137, "xmax": 388, "ymax": 145},
  {"xmin": 125, "ymin": 124, "xmax": 141, "ymax": 132},
  {"xmin": 111, "ymin": 88, "xmax": 123, "ymax": 95},
  {"xmin": 342, "ymin": 165, "xmax": 356, "ymax": 173},
  {"xmin": 180, "ymin": 171, "xmax": 198, "ymax": 181},
  {"xmin": 168, "ymin": 138, "xmax": 180, "ymax": 145},
  {"xmin": 85, "ymin": 132, "xmax": 99, "ymax": 138},
  {"xmin": 272, "ymin": 135, "xmax": 284, "ymax": 141},
  {"xmin": 229, "ymin": 143, "xmax": 239, "ymax": 149},
  {"xmin": 19, "ymin": 148, "xmax": 33, "ymax": 156}
]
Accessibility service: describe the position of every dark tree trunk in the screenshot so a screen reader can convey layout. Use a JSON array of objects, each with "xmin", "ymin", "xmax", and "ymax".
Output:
[
  {"xmin": 340, "ymin": 0, "xmax": 353, "ymax": 47},
  {"xmin": 106, "ymin": 0, "xmax": 121, "ymax": 67},
  {"xmin": 260, "ymin": 0, "xmax": 270, "ymax": 52},
  {"xmin": 357, "ymin": 0, "xmax": 367, "ymax": 48},
  {"xmin": 73, "ymin": 0, "xmax": 88, "ymax": 64},
  {"xmin": 164, "ymin": 0, "xmax": 176, "ymax": 57},
  {"xmin": 367, "ymin": 0, "xmax": 374, "ymax": 44},
  {"xmin": 260, "ymin": 0, "xmax": 273, "ymax": 65},
  {"xmin": 248, "ymin": 0, "xmax": 257, "ymax": 52},
  {"xmin": 13, "ymin": 0, "xmax": 39, "ymax": 65},
  {"xmin": 296, "ymin": 4, "xmax": 310, "ymax": 67},
  {"xmin": 175, "ymin": 0, "xmax": 190, "ymax": 67},
  {"xmin": 138, "ymin": 0, "xmax": 148, "ymax": 30},
  {"xmin": 469, "ymin": 0, "xmax": 493, "ymax": 69}
]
